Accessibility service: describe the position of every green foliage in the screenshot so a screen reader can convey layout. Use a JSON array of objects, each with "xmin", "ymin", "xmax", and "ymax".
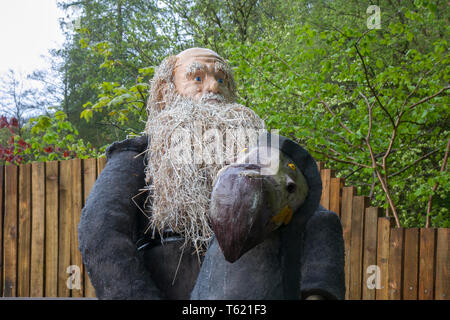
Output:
[
  {"xmin": 80, "ymin": 67, "xmax": 153, "ymax": 133},
  {"xmin": 0, "ymin": 113, "xmax": 102, "ymax": 165},
  {"xmin": 56, "ymin": 0, "xmax": 181, "ymax": 145},
  {"xmin": 224, "ymin": 0, "xmax": 449, "ymax": 227}
]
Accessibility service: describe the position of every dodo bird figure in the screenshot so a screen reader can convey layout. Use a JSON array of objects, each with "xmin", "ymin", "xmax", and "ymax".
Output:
[{"xmin": 192, "ymin": 133, "xmax": 345, "ymax": 300}]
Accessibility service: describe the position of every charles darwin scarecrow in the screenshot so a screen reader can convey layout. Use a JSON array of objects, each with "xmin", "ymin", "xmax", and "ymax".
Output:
[{"xmin": 78, "ymin": 48, "xmax": 345, "ymax": 300}]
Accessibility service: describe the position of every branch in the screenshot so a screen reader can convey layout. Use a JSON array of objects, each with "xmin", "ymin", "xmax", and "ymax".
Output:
[
  {"xmin": 407, "ymin": 86, "xmax": 450, "ymax": 111},
  {"xmin": 388, "ymin": 148, "xmax": 440, "ymax": 178},
  {"xmin": 426, "ymin": 138, "xmax": 449, "ymax": 227},
  {"xmin": 328, "ymin": 146, "xmax": 360, "ymax": 163},
  {"xmin": 359, "ymin": 91, "xmax": 374, "ymax": 142},
  {"xmin": 312, "ymin": 149, "xmax": 371, "ymax": 168},
  {"xmin": 363, "ymin": 91, "xmax": 401, "ymax": 227},
  {"xmin": 316, "ymin": 95, "xmax": 355, "ymax": 135},
  {"xmin": 401, "ymin": 57, "xmax": 444, "ymax": 108},
  {"xmin": 135, "ymin": 81, "xmax": 148, "ymax": 115},
  {"xmin": 368, "ymin": 171, "xmax": 377, "ymax": 200},
  {"xmin": 242, "ymin": 56, "xmax": 303, "ymax": 98},
  {"xmin": 264, "ymin": 46, "xmax": 302, "ymax": 79},
  {"xmin": 354, "ymin": 44, "xmax": 396, "ymax": 127},
  {"xmin": 95, "ymin": 121, "xmax": 128, "ymax": 132}
]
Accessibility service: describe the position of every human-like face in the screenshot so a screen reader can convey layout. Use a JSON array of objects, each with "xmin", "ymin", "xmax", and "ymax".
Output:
[{"xmin": 173, "ymin": 49, "xmax": 234, "ymax": 104}]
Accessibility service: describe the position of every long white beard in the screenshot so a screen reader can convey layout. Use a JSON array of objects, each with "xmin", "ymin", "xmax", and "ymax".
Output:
[{"xmin": 144, "ymin": 93, "xmax": 265, "ymax": 253}]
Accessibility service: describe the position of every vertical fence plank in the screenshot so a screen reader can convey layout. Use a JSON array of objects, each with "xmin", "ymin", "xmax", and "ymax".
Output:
[
  {"xmin": 320, "ymin": 169, "xmax": 333, "ymax": 210},
  {"xmin": 45, "ymin": 161, "xmax": 59, "ymax": 297},
  {"xmin": 316, "ymin": 161, "xmax": 324, "ymax": 172},
  {"xmin": 330, "ymin": 178, "xmax": 343, "ymax": 218},
  {"xmin": 375, "ymin": 217, "xmax": 392, "ymax": 300},
  {"xmin": 388, "ymin": 228, "xmax": 404, "ymax": 300},
  {"xmin": 17, "ymin": 164, "xmax": 31, "ymax": 297},
  {"xmin": 82, "ymin": 158, "xmax": 97, "ymax": 297},
  {"xmin": 419, "ymin": 228, "xmax": 436, "ymax": 300},
  {"xmin": 30, "ymin": 162, "xmax": 45, "ymax": 297},
  {"xmin": 435, "ymin": 229, "xmax": 449, "ymax": 300},
  {"xmin": 403, "ymin": 228, "xmax": 419, "ymax": 300},
  {"xmin": 0, "ymin": 165, "xmax": 3, "ymax": 297},
  {"xmin": 362, "ymin": 207, "xmax": 380, "ymax": 300},
  {"xmin": 71, "ymin": 159, "xmax": 84, "ymax": 297},
  {"xmin": 341, "ymin": 186, "xmax": 356, "ymax": 300},
  {"xmin": 348, "ymin": 196, "xmax": 369, "ymax": 300},
  {"xmin": 97, "ymin": 157, "xmax": 106, "ymax": 176},
  {"xmin": 59, "ymin": 160, "xmax": 72, "ymax": 297},
  {"xmin": 3, "ymin": 165, "xmax": 18, "ymax": 296},
  {"xmin": 83, "ymin": 159, "xmax": 97, "ymax": 203}
]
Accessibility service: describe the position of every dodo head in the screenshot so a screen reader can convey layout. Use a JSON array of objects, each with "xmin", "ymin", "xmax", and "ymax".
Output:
[{"xmin": 209, "ymin": 133, "xmax": 322, "ymax": 262}]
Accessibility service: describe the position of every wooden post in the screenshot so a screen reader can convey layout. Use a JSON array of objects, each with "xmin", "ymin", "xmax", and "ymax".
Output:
[
  {"xmin": 82, "ymin": 158, "xmax": 97, "ymax": 297},
  {"xmin": 59, "ymin": 160, "xmax": 72, "ymax": 297},
  {"xmin": 316, "ymin": 161, "xmax": 324, "ymax": 172},
  {"xmin": 403, "ymin": 228, "xmax": 419, "ymax": 300},
  {"xmin": 320, "ymin": 169, "xmax": 333, "ymax": 210},
  {"xmin": 375, "ymin": 217, "xmax": 392, "ymax": 300},
  {"xmin": 362, "ymin": 207, "xmax": 380, "ymax": 300},
  {"xmin": 70, "ymin": 159, "xmax": 84, "ymax": 297},
  {"xmin": 30, "ymin": 162, "xmax": 45, "ymax": 297},
  {"xmin": 348, "ymin": 196, "xmax": 369, "ymax": 299},
  {"xmin": 18, "ymin": 164, "xmax": 31, "ymax": 297},
  {"xmin": 97, "ymin": 157, "xmax": 107, "ymax": 176},
  {"xmin": 419, "ymin": 228, "xmax": 436, "ymax": 300},
  {"xmin": 45, "ymin": 161, "xmax": 59, "ymax": 297},
  {"xmin": 82, "ymin": 158, "xmax": 97, "ymax": 204},
  {"xmin": 3, "ymin": 165, "xmax": 18, "ymax": 296},
  {"xmin": 340, "ymin": 186, "xmax": 356, "ymax": 300},
  {"xmin": 330, "ymin": 177, "xmax": 343, "ymax": 218},
  {"xmin": 435, "ymin": 228, "xmax": 449, "ymax": 300},
  {"xmin": 388, "ymin": 228, "xmax": 404, "ymax": 300}
]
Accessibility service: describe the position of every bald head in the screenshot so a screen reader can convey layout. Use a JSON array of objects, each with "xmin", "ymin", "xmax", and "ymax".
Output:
[
  {"xmin": 176, "ymin": 47, "xmax": 225, "ymax": 61},
  {"xmin": 147, "ymin": 47, "xmax": 237, "ymax": 113},
  {"xmin": 173, "ymin": 48, "xmax": 235, "ymax": 104}
]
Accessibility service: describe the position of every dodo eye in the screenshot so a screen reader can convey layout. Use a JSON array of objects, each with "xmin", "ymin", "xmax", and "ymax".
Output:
[
  {"xmin": 287, "ymin": 181, "xmax": 297, "ymax": 194},
  {"xmin": 288, "ymin": 163, "xmax": 296, "ymax": 171},
  {"xmin": 195, "ymin": 76, "xmax": 202, "ymax": 82},
  {"xmin": 286, "ymin": 175, "xmax": 297, "ymax": 194}
]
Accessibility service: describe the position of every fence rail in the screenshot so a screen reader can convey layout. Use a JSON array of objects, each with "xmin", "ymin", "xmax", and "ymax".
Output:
[{"xmin": 0, "ymin": 159, "xmax": 448, "ymax": 299}]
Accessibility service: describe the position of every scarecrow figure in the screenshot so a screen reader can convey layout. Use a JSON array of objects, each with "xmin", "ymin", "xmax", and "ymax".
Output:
[{"xmin": 78, "ymin": 48, "xmax": 345, "ymax": 300}]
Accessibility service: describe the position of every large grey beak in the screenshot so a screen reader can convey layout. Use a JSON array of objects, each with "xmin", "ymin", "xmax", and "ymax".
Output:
[{"xmin": 209, "ymin": 163, "xmax": 281, "ymax": 262}]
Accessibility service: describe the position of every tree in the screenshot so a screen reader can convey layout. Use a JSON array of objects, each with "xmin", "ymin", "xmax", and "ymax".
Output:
[
  {"xmin": 57, "ymin": 0, "xmax": 178, "ymax": 146},
  {"xmin": 0, "ymin": 69, "xmax": 45, "ymax": 131},
  {"xmin": 225, "ymin": 0, "xmax": 449, "ymax": 227}
]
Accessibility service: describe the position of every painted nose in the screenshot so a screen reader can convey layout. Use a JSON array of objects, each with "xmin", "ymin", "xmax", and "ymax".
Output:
[{"xmin": 204, "ymin": 77, "xmax": 220, "ymax": 94}]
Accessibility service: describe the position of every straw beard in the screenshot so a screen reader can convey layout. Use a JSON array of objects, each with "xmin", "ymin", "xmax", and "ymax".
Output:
[{"xmin": 144, "ymin": 89, "xmax": 265, "ymax": 255}]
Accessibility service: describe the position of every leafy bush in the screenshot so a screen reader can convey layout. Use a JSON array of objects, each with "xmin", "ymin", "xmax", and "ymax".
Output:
[{"xmin": 0, "ymin": 112, "xmax": 103, "ymax": 166}]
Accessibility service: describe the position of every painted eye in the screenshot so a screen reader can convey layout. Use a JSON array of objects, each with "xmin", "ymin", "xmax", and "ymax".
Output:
[
  {"xmin": 218, "ymin": 78, "xmax": 224, "ymax": 84},
  {"xmin": 195, "ymin": 76, "xmax": 202, "ymax": 82},
  {"xmin": 286, "ymin": 181, "xmax": 297, "ymax": 194}
]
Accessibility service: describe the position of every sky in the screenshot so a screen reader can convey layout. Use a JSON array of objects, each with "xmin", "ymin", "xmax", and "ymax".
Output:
[{"xmin": 0, "ymin": 0, "xmax": 66, "ymax": 75}]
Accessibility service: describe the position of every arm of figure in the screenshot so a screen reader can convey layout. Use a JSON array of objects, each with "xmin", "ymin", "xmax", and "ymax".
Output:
[
  {"xmin": 300, "ymin": 206, "xmax": 346, "ymax": 300},
  {"xmin": 78, "ymin": 136, "xmax": 163, "ymax": 299}
]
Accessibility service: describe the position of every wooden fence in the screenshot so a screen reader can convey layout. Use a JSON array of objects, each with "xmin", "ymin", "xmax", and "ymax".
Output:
[{"xmin": 0, "ymin": 159, "xmax": 448, "ymax": 299}]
